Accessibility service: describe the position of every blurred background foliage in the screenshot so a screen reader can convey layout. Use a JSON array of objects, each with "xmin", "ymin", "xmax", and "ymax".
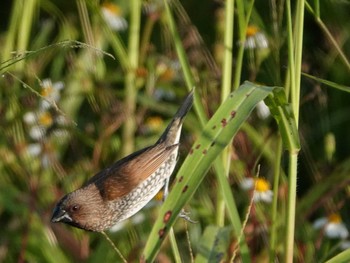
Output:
[{"xmin": 0, "ymin": 0, "xmax": 350, "ymax": 262}]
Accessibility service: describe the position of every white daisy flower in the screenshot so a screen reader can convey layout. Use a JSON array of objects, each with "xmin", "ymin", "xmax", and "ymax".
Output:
[
  {"xmin": 23, "ymin": 109, "xmax": 54, "ymax": 140},
  {"xmin": 240, "ymin": 177, "xmax": 273, "ymax": 203},
  {"xmin": 313, "ymin": 213, "xmax": 349, "ymax": 239},
  {"xmin": 244, "ymin": 25, "xmax": 269, "ymax": 50},
  {"xmin": 101, "ymin": 2, "xmax": 128, "ymax": 31},
  {"xmin": 40, "ymin": 79, "xmax": 64, "ymax": 109}
]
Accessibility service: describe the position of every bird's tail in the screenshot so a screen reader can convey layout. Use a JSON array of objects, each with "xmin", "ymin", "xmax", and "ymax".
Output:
[{"xmin": 157, "ymin": 89, "xmax": 194, "ymax": 145}]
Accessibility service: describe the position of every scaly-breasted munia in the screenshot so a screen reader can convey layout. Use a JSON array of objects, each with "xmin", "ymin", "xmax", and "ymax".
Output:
[{"xmin": 51, "ymin": 91, "xmax": 193, "ymax": 231}]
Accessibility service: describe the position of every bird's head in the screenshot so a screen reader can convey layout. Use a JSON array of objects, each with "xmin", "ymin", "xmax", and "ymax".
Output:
[{"xmin": 51, "ymin": 185, "xmax": 107, "ymax": 231}]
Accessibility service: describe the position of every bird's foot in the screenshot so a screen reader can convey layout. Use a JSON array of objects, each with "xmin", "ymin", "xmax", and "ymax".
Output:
[{"xmin": 179, "ymin": 210, "xmax": 197, "ymax": 224}]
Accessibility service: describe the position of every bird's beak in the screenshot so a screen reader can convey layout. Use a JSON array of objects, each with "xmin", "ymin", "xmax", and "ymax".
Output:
[{"xmin": 51, "ymin": 206, "xmax": 72, "ymax": 223}]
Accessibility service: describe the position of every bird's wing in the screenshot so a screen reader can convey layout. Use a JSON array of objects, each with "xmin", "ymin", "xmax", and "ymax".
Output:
[{"xmin": 87, "ymin": 143, "xmax": 178, "ymax": 201}]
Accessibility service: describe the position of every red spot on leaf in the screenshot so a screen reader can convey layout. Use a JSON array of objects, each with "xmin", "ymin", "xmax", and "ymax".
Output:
[
  {"xmin": 189, "ymin": 149, "xmax": 194, "ymax": 155},
  {"xmin": 231, "ymin": 111, "xmax": 236, "ymax": 118},
  {"xmin": 202, "ymin": 149, "xmax": 207, "ymax": 155},
  {"xmin": 179, "ymin": 176, "xmax": 184, "ymax": 183},
  {"xmin": 195, "ymin": 144, "xmax": 201, "ymax": 149},
  {"xmin": 182, "ymin": 185, "xmax": 188, "ymax": 193},
  {"xmin": 158, "ymin": 227, "xmax": 166, "ymax": 239},
  {"xmin": 221, "ymin": 118, "xmax": 227, "ymax": 127},
  {"xmin": 163, "ymin": 211, "xmax": 172, "ymax": 223}
]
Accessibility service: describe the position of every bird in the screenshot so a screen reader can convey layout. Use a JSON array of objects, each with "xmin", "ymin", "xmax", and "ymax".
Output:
[{"xmin": 51, "ymin": 90, "xmax": 194, "ymax": 232}]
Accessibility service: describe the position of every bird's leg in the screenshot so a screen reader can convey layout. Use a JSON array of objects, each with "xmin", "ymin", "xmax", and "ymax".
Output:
[
  {"xmin": 162, "ymin": 177, "xmax": 170, "ymax": 202},
  {"xmin": 179, "ymin": 210, "xmax": 197, "ymax": 223}
]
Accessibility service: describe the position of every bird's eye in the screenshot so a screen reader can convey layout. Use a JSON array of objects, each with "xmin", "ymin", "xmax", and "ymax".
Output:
[{"xmin": 71, "ymin": 205, "xmax": 80, "ymax": 212}]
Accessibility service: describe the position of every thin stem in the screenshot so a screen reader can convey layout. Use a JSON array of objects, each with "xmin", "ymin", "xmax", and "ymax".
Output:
[
  {"xmin": 221, "ymin": 0, "xmax": 234, "ymax": 101},
  {"xmin": 122, "ymin": 0, "xmax": 141, "ymax": 156},
  {"xmin": 217, "ymin": 0, "xmax": 234, "ymax": 227},
  {"xmin": 284, "ymin": 0, "xmax": 304, "ymax": 262},
  {"xmin": 17, "ymin": 0, "xmax": 37, "ymax": 71},
  {"xmin": 285, "ymin": 153, "xmax": 299, "ymax": 262},
  {"xmin": 163, "ymin": 0, "xmax": 207, "ymax": 126},
  {"xmin": 269, "ymin": 138, "xmax": 283, "ymax": 262},
  {"xmin": 76, "ymin": 0, "xmax": 94, "ymax": 46},
  {"xmin": 315, "ymin": 18, "xmax": 350, "ymax": 72},
  {"xmin": 233, "ymin": 0, "xmax": 254, "ymax": 89},
  {"xmin": 169, "ymin": 228, "xmax": 182, "ymax": 263},
  {"xmin": 139, "ymin": 16, "xmax": 156, "ymax": 66},
  {"xmin": 101, "ymin": 231, "xmax": 127, "ymax": 263},
  {"xmin": 292, "ymin": 0, "xmax": 304, "ymax": 124}
]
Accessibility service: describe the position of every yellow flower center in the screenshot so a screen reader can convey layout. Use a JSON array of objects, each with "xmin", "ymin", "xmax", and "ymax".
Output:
[
  {"xmin": 328, "ymin": 213, "xmax": 342, "ymax": 223},
  {"xmin": 41, "ymin": 87, "xmax": 53, "ymax": 97},
  {"xmin": 255, "ymin": 178, "xmax": 270, "ymax": 192},
  {"xmin": 102, "ymin": 2, "xmax": 122, "ymax": 15},
  {"xmin": 39, "ymin": 112, "xmax": 53, "ymax": 126},
  {"xmin": 246, "ymin": 25, "xmax": 259, "ymax": 37}
]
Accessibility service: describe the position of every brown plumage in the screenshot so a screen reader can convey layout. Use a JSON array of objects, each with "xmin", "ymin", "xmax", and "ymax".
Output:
[{"xmin": 51, "ymin": 91, "xmax": 193, "ymax": 232}]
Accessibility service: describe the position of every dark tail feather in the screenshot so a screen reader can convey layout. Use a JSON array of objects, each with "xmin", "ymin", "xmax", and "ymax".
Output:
[{"xmin": 157, "ymin": 89, "xmax": 194, "ymax": 144}]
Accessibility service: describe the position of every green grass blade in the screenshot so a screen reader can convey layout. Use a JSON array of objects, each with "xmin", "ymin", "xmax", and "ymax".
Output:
[
  {"xmin": 163, "ymin": 0, "xmax": 207, "ymax": 126},
  {"xmin": 325, "ymin": 248, "xmax": 350, "ymax": 263},
  {"xmin": 301, "ymin": 72, "xmax": 350, "ymax": 93},
  {"xmin": 194, "ymin": 225, "xmax": 232, "ymax": 263}
]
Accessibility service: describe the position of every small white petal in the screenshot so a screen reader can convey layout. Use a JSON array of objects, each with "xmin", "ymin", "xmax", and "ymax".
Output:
[
  {"xmin": 244, "ymin": 37, "xmax": 256, "ymax": 49},
  {"xmin": 40, "ymin": 100, "xmax": 51, "ymax": 109},
  {"xmin": 259, "ymin": 190, "xmax": 273, "ymax": 203},
  {"xmin": 27, "ymin": 143, "xmax": 42, "ymax": 156},
  {"xmin": 53, "ymin": 81, "xmax": 64, "ymax": 90},
  {"xmin": 240, "ymin": 178, "xmax": 255, "ymax": 190},
  {"xmin": 29, "ymin": 126, "xmax": 46, "ymax": 140},
  {"xmin": 23, "ymin": 112, "xmax": 37, "ymax": 124},
  {"xmin": 102, "ymin": 9, "xmax": 128, "ymax": 31},
  {"xmin": 313, "ymin": 218, "xmax": 328, "ymax": 229},
  {"xmin": 325, "ymin": 223, "xmax": 349, "ymax": 239},
  {"xmin": 252, "ymin": 191, "xmax": 272, "ymax": 203},
  {"xmin": 256, "ymin": 32, "xmax": 269, "ymax": 49},
  {"xmin": 41, "ymin": 79, "xmax": 52, "ymax": 88},
  {"xmin": 253, "ymin": 192, "xmax": 262, "ymax": 202},
  {"xmin": 56, "ymin": 115, "xmax": 68, "ymax": 125}
]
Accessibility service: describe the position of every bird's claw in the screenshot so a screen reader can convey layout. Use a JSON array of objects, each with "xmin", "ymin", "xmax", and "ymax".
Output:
[{"xmin": 179, "ymin": 210, "xmax": 197, "ymax": 224}]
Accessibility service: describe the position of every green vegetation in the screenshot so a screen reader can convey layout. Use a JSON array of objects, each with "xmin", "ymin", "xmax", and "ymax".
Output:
[{"xmin": 1, "ymin": 0, "xmax": 350, "ymax": 262}]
